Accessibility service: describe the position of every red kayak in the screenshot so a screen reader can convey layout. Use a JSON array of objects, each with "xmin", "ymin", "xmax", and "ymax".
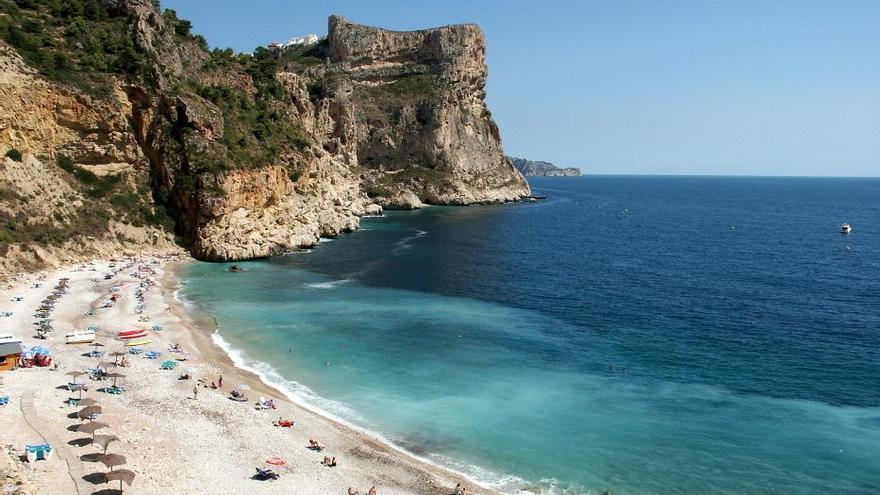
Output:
[
  {"xmin": 119, "ymin": 331, "xmax": 148, "ymax": 340},
  {"xmin": 117, "ymin": 329, "xmax": 146, "ymax": 337}
]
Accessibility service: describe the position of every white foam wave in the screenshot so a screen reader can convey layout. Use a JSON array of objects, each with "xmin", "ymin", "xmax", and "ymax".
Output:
[
  {"xmin": 209, "ymin": 330, "xmax": 543, "ymax": 495},
  {"xmin": 172, "ymin": 287, "xmax": 197, "ymax": 313},
  {"xmin": 392, "ymin": 230, "xmax": 429, "ymax": 254},
  {"xmin": 304, "ymin": 279, "xmax": 352, "ymax": 289}
]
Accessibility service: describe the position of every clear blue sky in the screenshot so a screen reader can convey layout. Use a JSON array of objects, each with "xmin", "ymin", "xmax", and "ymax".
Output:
[{"xmin": 162, "ymin": 0, "xmax": 880, "ymax": 176}]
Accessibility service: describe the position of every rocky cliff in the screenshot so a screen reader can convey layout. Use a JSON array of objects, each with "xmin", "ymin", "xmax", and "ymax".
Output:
[
  {"xmin": 508, "ymin": 156, "xmax": 581, "ymax": 177},
  {"xmin": 320, "ymin": 16, "xmax": 529, "ymax": 207},
  {"xmin": 0, "ymin": 1, "xmax": 527, "ymax": 275}
]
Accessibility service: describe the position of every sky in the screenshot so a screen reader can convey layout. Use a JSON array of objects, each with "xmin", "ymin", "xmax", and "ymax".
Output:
[{"xmin": 161, "ymin": 0, "xmax": 880, "ymax": 177}]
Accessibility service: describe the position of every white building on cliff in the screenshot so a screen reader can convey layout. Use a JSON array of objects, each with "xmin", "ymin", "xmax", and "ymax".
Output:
[{"xmin": 269, "ymin": 33, "xmax": 319, "ymax": 50}]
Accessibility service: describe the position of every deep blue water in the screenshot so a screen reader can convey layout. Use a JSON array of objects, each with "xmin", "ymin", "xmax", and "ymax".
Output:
[{"xmin": 181, "ymin": 176, "xmax": 880, "ymax": 494}]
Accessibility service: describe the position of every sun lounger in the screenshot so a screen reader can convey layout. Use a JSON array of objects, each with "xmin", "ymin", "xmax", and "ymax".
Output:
[
  {"xmin": 0, "ymin": 396, "xmax": 9, "ymax": 406},
  {"xmin": 68, "ymin": 383, "xmax": 88, "ymax": 392},
  {"xmin": 160, "ymin": 360, "xmax": 178, "ymax": 370},
  {"xmin": 104, "ymin": 385, "xmax": 125, "ymax": 394}
]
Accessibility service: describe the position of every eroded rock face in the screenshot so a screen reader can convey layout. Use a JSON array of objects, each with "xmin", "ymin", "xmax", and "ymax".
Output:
[
  {"xmin": 1, "ymin": 4, "xmax": 525, "ymax": 272},
  {"xmin": 323, "ymin": 16, "xmax": 530, "ymax": 205}
]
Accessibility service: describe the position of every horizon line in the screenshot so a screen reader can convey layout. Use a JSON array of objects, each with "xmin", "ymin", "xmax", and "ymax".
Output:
[{"xmin": 530, "ymin": 173, "xmax": 880, "ymax": 179}]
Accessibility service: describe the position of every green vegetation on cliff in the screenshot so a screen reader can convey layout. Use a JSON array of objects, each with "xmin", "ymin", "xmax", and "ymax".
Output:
[{"xmin": 0, "ymin": 0, "xmax": 153, "ymax": 94}]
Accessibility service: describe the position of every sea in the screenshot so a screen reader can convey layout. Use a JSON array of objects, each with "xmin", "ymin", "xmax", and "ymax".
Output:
[{"xmin": 178, "ymin": 176, "xmax": 880, "ymax": 495}]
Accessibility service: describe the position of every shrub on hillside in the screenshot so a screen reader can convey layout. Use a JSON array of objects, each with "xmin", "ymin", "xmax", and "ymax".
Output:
[{"xmin": 4, "ymin": 149, "xmax": 22, "ymax": 162}]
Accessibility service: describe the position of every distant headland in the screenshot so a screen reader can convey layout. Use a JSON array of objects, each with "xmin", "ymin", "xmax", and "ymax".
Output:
[{"xmin": 508, "ymin": 156, "xmax": 582, "ymax": 177}]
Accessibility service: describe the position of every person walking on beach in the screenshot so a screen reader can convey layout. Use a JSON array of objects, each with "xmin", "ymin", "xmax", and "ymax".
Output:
[
  {"xmin": 218, "ymin": 374, "xmax": 223, "ymax": 389},
  {"xmin": 193, "ymin": 385, "xmax": 198, "ymax": 400}
]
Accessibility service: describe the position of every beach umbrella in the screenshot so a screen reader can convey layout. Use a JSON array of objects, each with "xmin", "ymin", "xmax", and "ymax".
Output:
[
  {"xmin": 91, "ymin": 342, "xmax": 105, "ymax": 354},
  {"xmin": 236, "ymin": 384, "xmax": 250, "ymax": 392},
  {"xmin": 93, "ymin": 434, "xmax": 119, "ymax": 454},
  {"xmin": 77, "ymin": 398, "xmax": 99, "ymax": 407},
  {"xmin": 77, "ymin": 421, "xmax": 109, "ymax": 438},
  {"xmin": 104, "ymin": 372, "xmax": 126, "ymax": 388},
  {"xmin": 266, "ymin": 456, "xmax": 286, "ymax": 466},
  {"xmin": 109, "ymin": 351, "xmax": 127, "ymax": 364},
  {"xmin": 97, "ymin": 453, "xmax": 127, "ymax": 471},
  {"xmin": 66, "ymin": 371, "xmax": 85, "ymax": 384},
  {"xmin": 104, "ymin": 468, "xmax": 135, "ymax": 493},
  {"xmin": 77, "ymin": 405, "xmax": 102, "ymax": 421}
]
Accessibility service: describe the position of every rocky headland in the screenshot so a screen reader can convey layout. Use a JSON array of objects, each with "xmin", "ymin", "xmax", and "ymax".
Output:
[
  {"xmin": 508, "ymin": 156, "xmax": 581, "ymax": 177},
  {"xmin": 0, "ymin": 1, "xmax": 528, "ymax": 278}
]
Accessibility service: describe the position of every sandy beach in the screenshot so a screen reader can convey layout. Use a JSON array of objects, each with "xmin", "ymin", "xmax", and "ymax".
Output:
[{"xmin": 0, "ymin": 256, "xmax": 492, "ymax": 495}]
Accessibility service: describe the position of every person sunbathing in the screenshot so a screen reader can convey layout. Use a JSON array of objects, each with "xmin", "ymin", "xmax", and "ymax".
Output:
[
  {"xmin": 348, "ymin": 488, "xmax": 359, "ymax": 495},
  {"xmin": 321, "ymin": 456, "xmax": 337, "ymax": 467},
  {"xmin": 274, "ymin": 418, "xmax": 294, "ymax": 428},
  {"xmin": 308, "ymin": 439, "xmax": 325, "ymax": 450},
  {"xmin": 367, "ymin": 486, "xmax": 377, "ymax": 495}
]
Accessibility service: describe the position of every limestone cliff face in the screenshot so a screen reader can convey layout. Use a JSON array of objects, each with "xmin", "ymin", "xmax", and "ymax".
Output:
[
  {"xmin": 0, "ymin": 44, "xmax": 180, "ymax": 279},
  {"xmin": 321, "ymin": 16, "xmax": 530, "ymax": 206},
  {"xmin": 0, "ymin": 2, "xmax": 527, "ymax": 274}
]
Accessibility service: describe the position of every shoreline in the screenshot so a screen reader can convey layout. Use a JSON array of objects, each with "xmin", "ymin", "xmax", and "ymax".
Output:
[
  {"xmin": 0, "ymin": 255, "xmax": 504, "ymax": 495},
  {"xmin": 163, "ymin": 259, "xmax": 516, "ymax": 495}
]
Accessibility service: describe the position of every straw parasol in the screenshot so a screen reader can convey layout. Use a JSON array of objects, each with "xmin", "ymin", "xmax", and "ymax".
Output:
[
  {"xmin": 66, "ymin": 371, "xmax": 87, "ymax": 399},
  {"xmin": 109, "ymin": 351, "xmax": 127, "ymax": 364},
  {"xmin": 76, "ymin": 421, "xmax": 109, "ymax": 438},
  {"xmin": 236, "ymin": 384, "xmax": 250, "ymax": 392},
  {"xmin": 93, "ymin": 434, "xmax": 119, "ymax": 454},
  {"xmin": 66, "ymin": 371, "xmax": 85, "ymax": 383},
  {"xmin": 104, "ymin": 469, "xmax": 135, "ymax": 493},
  {"xmin": 97, "ymin": 453, "xmax": 127, "ymax": 471},
  {"xmin": 104, "ymin": 372, "xmax": 126, "ymax": 388},
  {"xmin": 91, "ymin": 342, "xmax": 105, "ymax": 353},
  {"xmin": 77, "ymin": 398, "xmax": 100, "ymax": 407},
  {"xmin": 77, "ymin": 405, "xmax": 102, "ymax": 421}
]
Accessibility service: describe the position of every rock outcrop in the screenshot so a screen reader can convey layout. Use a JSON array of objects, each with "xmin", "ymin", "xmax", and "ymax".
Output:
[
  {"xmin": 508, "ymin": 156, "xmax": 581, "ymax": 177},
  {"xmin": 321, "ymin": 16, "xmax": 530, "ymax": 205},
  {"xmin": 1, "ymin": 1, "xmax": 528, "ymax": 274}
]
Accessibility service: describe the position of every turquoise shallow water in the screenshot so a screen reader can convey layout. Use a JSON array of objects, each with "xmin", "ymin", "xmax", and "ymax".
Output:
[{"xmin": 180, "ymin": 176, "xmax": 880, "ymax": 494}]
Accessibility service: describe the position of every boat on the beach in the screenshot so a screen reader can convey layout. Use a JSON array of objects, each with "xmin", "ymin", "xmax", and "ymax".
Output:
[
  {"xmin": 65, "ymin": 331, "xmax": 96, "ymax": 344},
  {"xmin": 125, "ymin": 338, "xmax": 151, "ymax": 347},
  {"xmin": 0, "ymin": 334, "xmax": 22, "ymax": 344},
  {"xmin": 119, "ymin": 331, "xmax": 148, "ymax": 340},
  {"xmin": 116, "ymin": 328, "xmax": 147, "ymax": 338},
  {"xmin": 840, "ymin": 223, "xmax": 852, "ymax": 234}
]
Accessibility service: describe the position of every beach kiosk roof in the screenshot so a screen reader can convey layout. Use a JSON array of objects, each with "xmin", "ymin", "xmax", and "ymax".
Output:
[{"xmin": 0, "ymin": 342, "xmax": 23, "ymax": 372}]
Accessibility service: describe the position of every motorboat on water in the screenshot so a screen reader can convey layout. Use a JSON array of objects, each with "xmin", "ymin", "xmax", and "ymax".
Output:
[
  {"xmin": 65, "ymin": 330, "xmax": 96, "ymax": 344},
  {"xmin": 840, "ymin": 223, "xmax": 852, "ymax": 234}
]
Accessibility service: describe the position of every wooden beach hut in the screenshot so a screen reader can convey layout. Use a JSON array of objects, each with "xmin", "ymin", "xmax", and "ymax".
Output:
[{"xmin": 0, "ymin": 342, "xmax": 23, "ymax": 371}]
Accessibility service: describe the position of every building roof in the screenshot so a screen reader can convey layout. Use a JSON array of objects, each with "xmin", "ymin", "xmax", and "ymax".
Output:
[{"xmin": 0, "ymin": 342, "xmax": 23, "ymax": 356}]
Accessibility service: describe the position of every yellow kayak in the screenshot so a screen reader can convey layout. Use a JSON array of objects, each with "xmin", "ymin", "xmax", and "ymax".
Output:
[{"xmin": 125, "ymin": 339, "xmax": 151, "ymax": 347}]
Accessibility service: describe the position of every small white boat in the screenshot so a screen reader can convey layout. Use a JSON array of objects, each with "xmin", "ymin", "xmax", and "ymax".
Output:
[
  {"xmin": 65, "ymin": 330, "xmax": 96, "ymax": 344},
  {"xmin": 840, "ymin": 223, "xmax": 852, "ymax": 234}
]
